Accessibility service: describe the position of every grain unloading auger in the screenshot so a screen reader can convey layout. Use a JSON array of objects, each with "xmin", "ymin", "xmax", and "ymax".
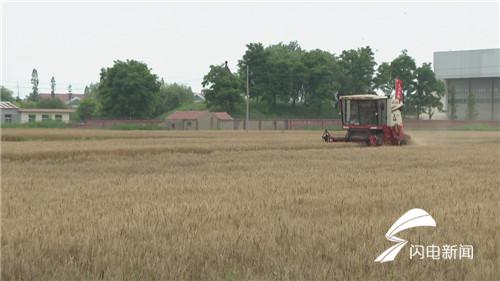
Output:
[{"xmin": 323, "ymin": 88, "xmax": 410, "ymax": 146}]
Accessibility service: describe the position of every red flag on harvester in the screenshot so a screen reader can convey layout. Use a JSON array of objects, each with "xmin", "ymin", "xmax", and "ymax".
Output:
[{"xmin": 395, "ymin": 78, "xmax": 403, "ymax": 102}]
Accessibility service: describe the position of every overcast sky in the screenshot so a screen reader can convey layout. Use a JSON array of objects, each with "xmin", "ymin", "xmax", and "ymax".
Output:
[{"xmin": 1, "ymin": 1, "xmax": 499, "ymax": 97}]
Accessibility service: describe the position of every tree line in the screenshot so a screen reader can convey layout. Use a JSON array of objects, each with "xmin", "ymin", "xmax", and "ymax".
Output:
[
  {"xmin": 203, "ymin": 42, "xmax": 445, "ymax": 119},
  {"xmin": 2, "ymin": 42, "xmax": 446, "ymax": 120}
]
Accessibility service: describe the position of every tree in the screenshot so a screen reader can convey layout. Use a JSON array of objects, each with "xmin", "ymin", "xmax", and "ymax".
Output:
[
  {"xmin": 390, "ymin": 50, "xmax": 416, "ymax": 101},
  {"xmin": 466, "ymin": 91, "xmax": 477, "ymax": 120},
  {"xmin": 155, "ymin": 82, "xmax": 195, "ymax": 115},
  {"xmin": 449, "ymin": 84, "xmax": 457, "ymax": 120},
  {"xmin": 68, "ymin": 84, "xmax": 73, "ymax": 101},
  {"xmin": 98, "ymin": 60, "xmax": 161, "ymax": 119},
  {"xmin": 84, "ymin": 83, "xmax": 99, "ymax": 99},
  {"xmin": 29, "ymin": 68, "xmax": 39, "ymax": 101},
  {"xmin": 338, "ymin": 46, "xmax": 376, "ymax": 95},
  {"xmin": 77, "ymin": 98, "xmax": 97, "ymax": 121},
  {"xmin": 37, "ymin": 98, "xmax": 67, "ymax": 109},
  {"xmin": 374, "ymin": 62, "xmax": 393, "ymax": 95},
  {"xmin": 264, "ymin": 42, "xmax": 306, "ymax": 106},
  {"xmin": 1, "ymin": 86, "xmax": 15, "ymax": 102},
  {"xmin": 238, "ymin": 43, "xmax": 270, "ymax": 103},
  {"xmin": 50, "ymin": 76, "xmax": 56, "ymax": 98},
  {"xmin": 408, "ymin": 63, "xmax": 445, "ymax": 120},
  {"xmin": 202, "ymin": 63, "xmax": 243, "ymax": 112},
  {"xmin": 302, "ymin": 49, "xmax": 340, "ymax": 110}
]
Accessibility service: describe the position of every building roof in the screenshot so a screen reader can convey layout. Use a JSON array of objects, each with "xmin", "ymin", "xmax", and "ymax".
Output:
[
  {"xmin": 213, "ymin": 112, "xmax": 233, "ymax": 120},
  {"xmin": 18, "ymin": 108, "xmax": 76, "ymax": 113},
  {"xmin": 39, "ymin": 93, "xmax": 85, "ymax": 102},
  {"xmin": 0, "ymin": 101, "xmax": 19, "ymax": 109},
  {"xmin": 434, "ymin": 48, "xmax": 500, "ymax": 79},
  {"xmin": 340, "ymin": 94, "xmax": 387, "ymax": 100},
  {"xmin": 167, "ymin": 110, "xmax": 233, "ymax": 120}
]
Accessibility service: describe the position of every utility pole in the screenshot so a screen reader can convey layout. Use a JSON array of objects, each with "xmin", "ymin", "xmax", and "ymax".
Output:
[
  {"xmin": 17, "ymin": 81, "xmax": 20, "ymax": 99},
  {"xmin": 246, "ymin": 64, "xmax": 249, "ymax": 131}
]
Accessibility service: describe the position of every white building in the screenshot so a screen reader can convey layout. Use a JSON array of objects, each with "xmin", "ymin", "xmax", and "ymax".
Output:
[{"xmin": 0, "ymin": 102, "xmax": 74, "ymax": 124}]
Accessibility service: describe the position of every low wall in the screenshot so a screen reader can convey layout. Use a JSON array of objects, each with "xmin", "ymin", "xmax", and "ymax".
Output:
[
  {"xmin": 69, "ymin": 118, "xmax": 500, "ymax": 130},
  {"xmin": 404, "ymin": 119, "xmax": 500, "ymax": 130},
  {"xmin": 71, "ymin": 119, "xmax": 164, "ymax": 129}
]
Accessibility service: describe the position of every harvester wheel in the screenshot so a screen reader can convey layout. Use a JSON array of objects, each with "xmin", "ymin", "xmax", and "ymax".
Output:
[{"xmin": 368, "ymin": 135, "xmax": 377, "ymax": 146}]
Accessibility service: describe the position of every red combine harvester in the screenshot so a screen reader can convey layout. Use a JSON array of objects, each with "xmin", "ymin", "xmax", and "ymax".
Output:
[{"xmin": 323, "ymin": 81, "xmax": 410, "ymax": 146}]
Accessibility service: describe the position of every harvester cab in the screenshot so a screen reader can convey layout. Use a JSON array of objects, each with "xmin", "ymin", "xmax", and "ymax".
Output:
[{"xmin": 325, "ymin": 94, "xmax": 410, "ymax": 146}]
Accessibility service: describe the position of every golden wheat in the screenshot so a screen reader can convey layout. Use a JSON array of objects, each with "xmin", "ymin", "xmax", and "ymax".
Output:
[{"xmin": 1, "ymin": 129, "xmax": 499, "ymax": 280}]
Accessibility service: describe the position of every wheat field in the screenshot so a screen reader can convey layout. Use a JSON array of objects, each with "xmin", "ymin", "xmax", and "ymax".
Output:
[{"xmin": 1, "ymin": 129, "xmax": 499, "ymax": 281}]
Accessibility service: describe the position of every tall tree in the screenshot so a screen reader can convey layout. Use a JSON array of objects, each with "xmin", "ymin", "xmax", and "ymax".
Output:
[
  {"xmin": 373, "ymin": 62, "xmax": 393, "ymax": 95},
  {"xmin": 408, "ymin": 63, "xmax": 445, "ymax": 120},
  {"xmin": 449, "ymin": 84, "xmax": 457, "ymax": 120},
  {"xmin": 98, "ymin": 60, "xmax": 161, "ymax": 119},
  {"xmin": 338, "ymin": 46, "xmax": 376, "ymax": 95},
  {"xmin": 466, "ymin": 91, "xmax": 477, "ymax": 120},
  {"xmin": 202, "ymin": 63, "xmax": 243, "ymax": 112},
  {"xmin": 29, "ymin": 68, "xmax": 39, "ymax": 101},
  {"xmin": 77, "ymin": 98, "xmax": 97, "ymax": 121},
  {"xmin": 262, "ymin": 42, "xmax": 305, "ymax": 106},
  {"xmin": 390, "ymin": 50, "xmax": 416, "ymax": 100},
  {"xmin": 1, "ymin": 86, "xmax": 15, "ymax": 102},
  {"xmin": 68, "ymin": 84, "xmax": 73, "ymax": 101},
  {"xmin": 238, "ymin": 43, "xmax": 270, "ymax": 103},
  {"xmin": 154, "ymin": 83, "xmax": 195, "ymax": 115},
  {"xmin": 302, "ymin": 49, "xmax": 340, "ymax": 110},
  {"xmin": 50, "ymin": 76, "xmax": 56, "ymax": 98}
]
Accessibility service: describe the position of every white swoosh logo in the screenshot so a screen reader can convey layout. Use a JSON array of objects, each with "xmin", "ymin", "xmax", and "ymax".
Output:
[{"xmin": 375, "ymin": 208, "xmax": 436, "ymax": 263}]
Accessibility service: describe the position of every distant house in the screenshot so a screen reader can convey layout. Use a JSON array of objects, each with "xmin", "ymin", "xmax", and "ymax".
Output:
[
  {"xmin": 0, "ymin": 102, "xmax": 75, "ymax": 124},
  {"xmin": 39, "ymin": 93, "xmax": 86, "ymax": 107},
  {"xmin": 166, "ymin": 111, "xmax": 233, "ymax": 130},
  {"xmin": 193, "ymin": 93, "xmax": 205, "ymax": 103},
  {"xmin": 0, "ymin": 102, "xmax": 21, "ymax": 124}
]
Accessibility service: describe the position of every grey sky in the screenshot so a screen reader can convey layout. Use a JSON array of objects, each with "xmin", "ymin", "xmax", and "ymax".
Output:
[{"xmin": 2, "ymin": 1, "xmax": 499, "ymax": 97}]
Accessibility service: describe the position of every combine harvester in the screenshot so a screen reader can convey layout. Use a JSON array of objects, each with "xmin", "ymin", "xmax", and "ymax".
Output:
[{"xmin": 323, "ymin": 80, "xmax": 410, "ymax": 146}]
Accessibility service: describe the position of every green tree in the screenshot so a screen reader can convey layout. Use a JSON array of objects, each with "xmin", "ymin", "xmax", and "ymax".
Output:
[
  {"xmin": 1, "ymin": 86, "xmax": 15, "ymax": 102},
  {"xmin": 338, "ymin": 46, "xmax": 376, "ymax": 95},
  {"xmin": 466, "ymin": 91, "xmax": 477, "ymax": 120},
  {"xmin": 408, "ymin": 63, "xmax": 445, "ymax": 120},
  {"xmin": 29, "ymin": 68, "xmax": 39, "ymax": 101},
  {"xmin": 98, "ymin": 60, "xmax": 161, "ymax": 119},
  {"xmin": 68, "ymin": 84, "xmax": 73, "ymax": 101},
  {"xmin": 50, "ymin": 76, "xmax": 56, "ymax": 98},
  {"xmin": 238, "ymin": 43, "xmax": 270, "ymax": 103},
  {"xmin": 155, "ymin": 82, "xmax": 195, "ymax": 115},
  {"xmin": 77, "ymin": 98, "xmax": 97, "ymax": 121},
  {"xmin": 449, "ymin": 84, "xmax": 457, "ymax": 120},
  {"xmin": 37, "ymin": 98, "xmax": 67, "ymax": 109},
  {"xmin": 390, "ymin": 50, "xmax": 416, "ymax": 101},
  {"xmin": 373, "ymin": 62, "xmax": 393, "ymax": 95},
  {"xmin": 84, "ymin": 83, "xmax": 99, "ymax": 99},
  {"xmin": 302, "ymin": 49, "xmax": 340, "ymax": 110},
  {"xmin": 269, "ymin": 42, "xmax": 306, "ymax": 107},
  {"xmin": 202, "ymin": 63, "xmax": 243, "ymax": 112},
  {"xmin": 238, "ymin": 41, "xmax": 307, "ymax": 108}
]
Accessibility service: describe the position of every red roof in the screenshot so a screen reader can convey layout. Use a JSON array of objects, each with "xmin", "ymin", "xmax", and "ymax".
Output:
[
  {"xmin": 39, "ymin": 93, "xmax": 85, "ymax": 102},
  {"xmin": 167, "ymin": 111, "xmax": 233, "ymax": 120},
  {"xmin": 0, "ymin": 102, "xmax": 18, "ymax": 109},
  {"xmin": 213, "ymin": 112, "xmax": 233, "ymax": 120}
]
